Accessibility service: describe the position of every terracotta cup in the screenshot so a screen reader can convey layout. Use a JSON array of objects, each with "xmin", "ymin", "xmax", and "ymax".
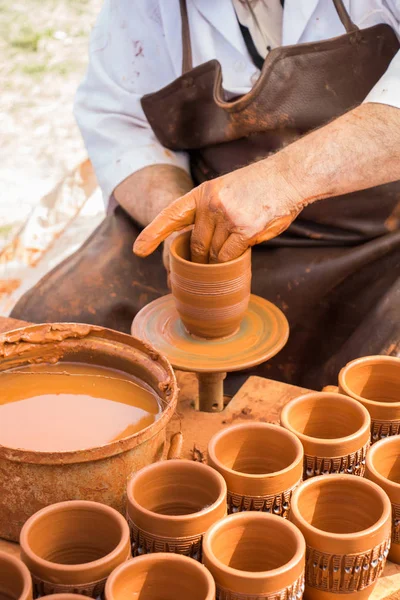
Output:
[
  {"xmin": 280, "ymin": 392, "xmax": 370, "ymax": 479},
  {"xmin": 337, "ymin": 355, "xmax": 400, "ymax": 442},
  {"xmin": 202, "ymin": 512, "xmax": 305, "ymax": 598},
  {"xmin": 19, "ymin": 500, "xmax": 131, "ymax": 598},
  {"xmin": 290, "ymin": 474, "xmax": 392, "ymax": 600},
  {"xmin": 366, "ymin": 435, "xmax": 400, "ymax": 564},
  {"xmin": 105, "ymin": 553, "xmax": 215, "ymax": 600},
  {"xmin": 126, "ymin": 458, "xmax": 227, "ymax": 560},
  {"xmin": 0, "ymin": 552, "xmax": 32, "ymax": 600},
  {"xmin": 170, "ymin": 230, "xmax": 251, "ymax": 338},
  {"xmin": 207, "ymin": 422, "xmax": 303, "ymax": 516}
]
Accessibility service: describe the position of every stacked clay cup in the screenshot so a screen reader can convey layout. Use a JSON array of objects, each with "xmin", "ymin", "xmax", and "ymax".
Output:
[
  {"xmin": 126, "ymin": 459, "xmax": 227, "ymax": 560},
  {"xmin": 0, "ymin": 552, "xmax": 32, "ymax": 600},
  {"xmin": 281, "ymin": 392, "xmax": 371, "ymax": 479},
  {"xmin": 208, "ymin": 423, "xmax": 303, "ymax": 515}
]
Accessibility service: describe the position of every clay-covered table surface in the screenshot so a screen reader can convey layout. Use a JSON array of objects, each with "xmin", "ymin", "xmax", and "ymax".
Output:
[{"xmin": 0, "ymin": 316, "xmax": 399, "ymax": 599}]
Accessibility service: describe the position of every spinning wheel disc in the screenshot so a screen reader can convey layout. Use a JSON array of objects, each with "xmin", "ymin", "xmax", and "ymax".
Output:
[{"xmin": 132, "ymin": 295, "xmax": 289, "ymax": 373}]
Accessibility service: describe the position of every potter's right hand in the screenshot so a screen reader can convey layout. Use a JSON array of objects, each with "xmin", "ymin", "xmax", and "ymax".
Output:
[{"xmin": 133, "ymin": 161, "xmax": 304, "ymax": 263}]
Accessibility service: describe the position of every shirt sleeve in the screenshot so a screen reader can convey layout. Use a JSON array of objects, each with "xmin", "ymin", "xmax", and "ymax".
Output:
[
  {"xmin": 364, "ymin": 50, "xmax": 400, "ymax": 109},
  {"xmin": 74, "ymin": 0, "xmax": 190, "ymax": 207}
]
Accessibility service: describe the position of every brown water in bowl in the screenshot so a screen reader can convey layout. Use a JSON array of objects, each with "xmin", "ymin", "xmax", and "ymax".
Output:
[{"xmin": 0, "ymin": 362, "xmax": 161, "ymax": 452}]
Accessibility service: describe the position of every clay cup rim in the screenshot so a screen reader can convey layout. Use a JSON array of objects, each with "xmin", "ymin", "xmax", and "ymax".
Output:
[
  {"xmin": 202, "ymin": 512, "xmax": 305, "ymax": 581},
  {"xmin": 280, "ymin": 392, "xmax": 370, "ymax": 449},
  {"xmin": 339, "ymin": 355, "xmax": 400, "ymax": 409},
  {"xmin": 127, "ymin": 459, "xmax": 227, "ymax": 534},
  {"xmin": 290, "ymin": 474, "xmax": 391, "ymax": 542},
  {"xmin": 208, "ymin": 422, "xmax": 304, "ymax": 480},
  {"xmin": 105, "ymin": 553, "xmax": 216, "ymax": 600},
  {"xmin": 170, "ymin": 230, "xmax": 251, "ymax": 269},
  {"xmin": 366, "ymin": 435, "xmax": 400, "ymax": 492},
  {"xmin": 0, "ymin": 551, "xmax": 32, "ymax": 600},
  {"xmin": 20, "ymin": 500, "xmax": 130, "ymax": 577}
]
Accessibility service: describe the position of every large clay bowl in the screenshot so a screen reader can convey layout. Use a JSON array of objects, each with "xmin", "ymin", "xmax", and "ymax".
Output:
[
  {"xmin": 0, "ymin": 552, "xmax": 32, "ymax": 600},
  {"xmin": 338, "ymin": 355, "xmax": 400, "ymax": 441},
  {"xmin": 208, "ymin": 422, "xmax": 303, "ymax": 515},
  {"xmin": 0, "ymin": 323, "xmax": 178, "ymax": 541},
  {"xmin": 105, "ymin": 553, "xmax": 215, "ymax": 600},
  {"xmin": 126, "ymin": 459, "xmax": 227, "ymax": 560},
  {"xmin": 20, "ymin": 500, "xmax": 131, "ymax": 597},
  {"xmin": 290, "ymin": 475, "xmax": 391, "ymax": 600},
  {"xmin": 366, "ymin": 435, "xmax": 400, "ymax": 564},
  {"xmin": 280, "ymin": 392, "xmax": 370, "ymax": 479},
  {"xmin": 202, "ymin": 512, "xmax": 305, "ymax": 598},
  {"xmin": 170, "ymin": 230, "xmax": 251, "ymax": 338}
]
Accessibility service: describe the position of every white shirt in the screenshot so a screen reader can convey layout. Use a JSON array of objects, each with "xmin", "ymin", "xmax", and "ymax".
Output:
[{"xmin": 74, "ymin": 0, "xmax": 400, "ymax": 206}]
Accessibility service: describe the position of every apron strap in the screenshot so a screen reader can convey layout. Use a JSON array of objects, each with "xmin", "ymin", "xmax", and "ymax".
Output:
[
  {"xmin": 179, "ymin": 0, "xmax": 193, "ymax": 73},
  {"xmin": 332, "ymin": 0, "xmax": 359, "ymax": 33}
]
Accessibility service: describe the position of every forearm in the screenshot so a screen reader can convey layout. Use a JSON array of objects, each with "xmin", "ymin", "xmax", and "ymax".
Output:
[
  {"xmin": 268, "ymin": 103, "xmax": 400, "ymax": 208},
  {"xmin": 114, "ymin": 165, "xmax": 193, "ymax": 227}
]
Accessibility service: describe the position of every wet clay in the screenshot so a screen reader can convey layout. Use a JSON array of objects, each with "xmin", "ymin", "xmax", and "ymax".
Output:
[
  {"xmin": 106, "ymin": 552, "xmax": 215, "ymax": 600},
  {"xmin": 207, "ymin": 423, "xmax": 303, "ymax": 515},
  {"xmin": 338, "ymin": 356, "xmax": 400, "ymax": 441},
  {"xmin": 202, "ymin": 512, "xmax": 305, "ymax": 598},
  {"xmin": 280, "ymin": 392, "xmax": 370, "ymax": 479},
  {"xmin": 290, "ymin": 475, "xmax": 392, "ymax": 600},
  {"xmin": 170, "ymin": 230, "xmax": 251, "ymax": 339},
  {"xmin": 0, "ymin": 362, "xmax": 161, "ymax": 452},
  {"xmin": 366, "ymin": 436, "xmax": 400, "ymax": 564},
  {"xmin": 20, "ymin": 500, "xmax": 131, "ymax": 596},
  {"xmin": 0, "ymin": 553, "xmax": 32, "ymax": 600},
  {"xmin": 126, "ymin": 459, "xmax": 226, "ymax": 559}
]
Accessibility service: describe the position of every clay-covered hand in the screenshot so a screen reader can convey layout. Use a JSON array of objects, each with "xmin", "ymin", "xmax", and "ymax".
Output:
[{"xmin": 133, "ymin": 161, "xmax": 304, "ymax": 263}]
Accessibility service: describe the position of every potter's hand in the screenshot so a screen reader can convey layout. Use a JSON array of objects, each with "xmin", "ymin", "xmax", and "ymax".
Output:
[{"xmin": 133, "ymin": 162, "xmax": 303, "ymax": 263}]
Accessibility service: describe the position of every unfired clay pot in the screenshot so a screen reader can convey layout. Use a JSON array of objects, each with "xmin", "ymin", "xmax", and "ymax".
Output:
[
  {"xmin": 202, "ymin": 512, "xmax": 305, "ymax": 598},
  {"xmin": 105, "ymin": 553, "xmax": 216, "ymax": 600},
  {"xmin": 170, "ymin": 230, "xmax": 251, "ymax": 338},
  {"xmin": 19, "ymin": 500, "xmax": 131, "ymax": 597},
  {"xmin": 207, "ymin": 422, "xmax": 303, "ymax": 515},
  {"xmin": 366, "ymin": 435, "xmax": 400, "ymax": 564},
  {"xmin": 280, "ymin": 392, "xmax": 370, "ymax": 479},
  {"xmin": 126, "ymin": 458, "xmax": 227, "ymax": 560},
  {"xmin": 338, "ymin": 355, "xmax": 400, "ymax": 441},
  {"xmin": 290, "ymin": 474, "xmax": 392, "ymax": 600},
  {"xmin": 0, "ymin": 552, "xmax": 32, "ymax": 600}
]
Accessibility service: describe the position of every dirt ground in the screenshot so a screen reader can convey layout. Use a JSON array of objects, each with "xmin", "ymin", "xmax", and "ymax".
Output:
[{"xmin": 0, "ymin": 0, "xmax": 103, "ymax": 226}]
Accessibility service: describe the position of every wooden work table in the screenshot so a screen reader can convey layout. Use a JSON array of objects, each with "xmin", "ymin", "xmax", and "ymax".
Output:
[{"xmin": 0, "ymin": 316, "xmax": 399, "ymax": 599}]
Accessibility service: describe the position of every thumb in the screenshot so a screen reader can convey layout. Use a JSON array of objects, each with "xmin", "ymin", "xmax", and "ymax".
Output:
[{"xmin": 133, "ymin": 193, "xmax": 196, "ymax": 257}]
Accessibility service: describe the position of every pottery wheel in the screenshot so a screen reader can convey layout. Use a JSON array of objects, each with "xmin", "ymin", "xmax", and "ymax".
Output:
[{"xmin": 132, "ymin": 294, "xmax": 289, "ymax": 411}]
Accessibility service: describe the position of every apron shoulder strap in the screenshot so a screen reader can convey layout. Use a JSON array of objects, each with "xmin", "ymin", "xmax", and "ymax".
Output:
[
  {"xmin": 179, "ymin": 0, "xmax": 193, "ymax": 73},
  {"xmin": 332, "ymin": 0, "xmax": 359, "ymax": 33}
]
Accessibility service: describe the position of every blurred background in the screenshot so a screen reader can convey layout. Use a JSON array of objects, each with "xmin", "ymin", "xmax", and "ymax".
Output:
[{"xmin": 0, "ymin": 0, "xmax": 104, "ymax": 315}]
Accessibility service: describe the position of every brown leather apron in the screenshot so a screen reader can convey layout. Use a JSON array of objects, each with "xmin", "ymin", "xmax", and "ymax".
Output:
[{"xmin": 12, "ymin": 0, "xmax": 400, "ymax": 390}]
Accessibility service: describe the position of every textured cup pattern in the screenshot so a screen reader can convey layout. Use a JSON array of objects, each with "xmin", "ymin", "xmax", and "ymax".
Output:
[
  {"xmin": 305, "ymin": 537, "xmax": 391, "ymax": 594},
  {"xmin": 216, "ymin": 572, "xmax": 305, "ymax": 600},
  {"xmin": 128, "ymin": 515, "xmax": 203, "ymax": 561},
  {"xmin": 392, "ymin": 502, "xmax": 400, "ymax": 546},
  {"xmin": 303, "ymin": 442, "xmax": 369, "ymax": 479},
  {"xmin": 31, "ymin": 573, "xmax": 108, "ymax": 598},
  {"xmin": 227, "ymin": 480, "xmax": 301, "ymax": 517},
  {"xmin": 371, "ymin": 419, "xmax": 400, "ymax": 442},
  {"xmin": 170, "ymin": 271, "xmax": 251, "ymax": 296}
]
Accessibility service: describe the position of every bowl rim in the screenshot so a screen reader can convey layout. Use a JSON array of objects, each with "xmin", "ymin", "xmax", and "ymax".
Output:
[{"xmin": 170, "ymin": 230, "xmax": 251, "ymax": 269}]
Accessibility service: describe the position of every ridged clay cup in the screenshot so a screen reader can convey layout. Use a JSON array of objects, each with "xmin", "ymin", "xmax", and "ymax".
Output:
[
  {"xmin": 290, "ymin": 474, "xmax": 392, "ymax": 600},
  {"xmin": 202, "ymin": 512, "xmax": 306, "ymax": 599},
  {"xmin": 19, "ymin": 500, "xmax": 131, "ymax": 598},
  {"xmin": 126, "ymin": 458, "xmax": 227, "ymax": 560},
  {"xmin": 170, "ymin": 230, "xmax": 251, "ymax": 338},
  {"xmin": 338, "ymin": 355, "xmax": 400, "ymax": 442},
  {"xmin": 280, "ymin": 392, "xmax": 370, "ymax": 479},
  {"xmin": 0, "ymin": 552, "xmax": 32, "ymax": 600},
  {"xmin": 366, "ymin": 435, "xmax": 400, "ymax": 564},
  {"xmin": 207, "ymin": 422, "xmax": 303, "ymax": 516},
  {"xmin": 105, "ymin": 553, "xmax": 216, "ymax": 600}
]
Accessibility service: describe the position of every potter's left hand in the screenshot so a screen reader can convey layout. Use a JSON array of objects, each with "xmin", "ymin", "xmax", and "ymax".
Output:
[{"xmin": 133, "ymin": 161, "xmax": 303, "ymax": 263}]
